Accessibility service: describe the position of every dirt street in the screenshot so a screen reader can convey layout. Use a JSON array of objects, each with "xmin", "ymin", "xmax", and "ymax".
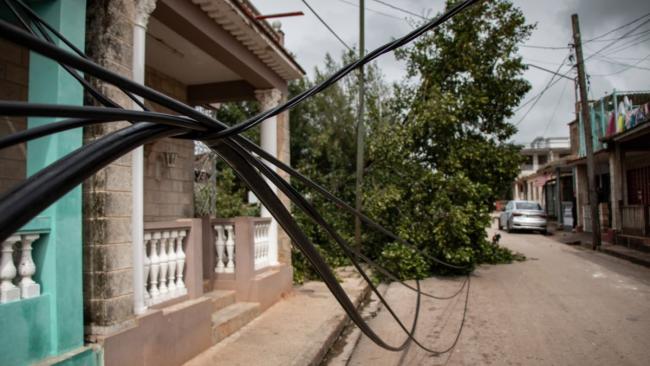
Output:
[{"xmin": 345, "ymin": 224, "xmax": 650, "ymax": 365}]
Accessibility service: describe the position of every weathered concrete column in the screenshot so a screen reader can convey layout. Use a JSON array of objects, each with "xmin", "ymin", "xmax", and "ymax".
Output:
[
  {"xmin": 513, "ymin": 182, "xmax": 520, "ymax": 200},
  {"xmin": 131, "ymin": 0, "xmax": 156, "ymax": 316},
  {"xmin": 556, "ymin": 168, "xmax": 562, "ymax": 224},
  {"xmin": 255, "ymin": 89, "xmax": 282, "ymax": 266},
  {"xmin": 83, "ymin": 0, "xmax": 138, "ymax": 336},
  {"xmin": 609, "ymin": 143, "xmax": 623, "ymax": 231}
]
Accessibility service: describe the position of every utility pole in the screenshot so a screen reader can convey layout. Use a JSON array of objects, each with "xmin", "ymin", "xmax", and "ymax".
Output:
[
  {"xmin": 572, "ymin": 13, "xmax": 601, "ymax": 249},
  {"xmin": 355, "ymin": 0, "xmax": 365, "ymax": 248}
]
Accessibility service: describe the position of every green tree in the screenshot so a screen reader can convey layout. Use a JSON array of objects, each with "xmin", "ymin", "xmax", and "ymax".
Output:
[
  {"xmin": 364, "ymin": 0, "xmax": 531, "ymax": 275},
  {"xmin": 289, "ymin": 50, "xmax": 392, "ymax": 282}
]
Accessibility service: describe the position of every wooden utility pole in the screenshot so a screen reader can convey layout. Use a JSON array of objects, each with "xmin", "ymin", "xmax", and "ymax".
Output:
[
  {"xmin": 572, "ymin": 13, "xmax": 601, "ymax": 249},
  {"xmin": 355, "ymin": 0, "xmax": 365, "ymax": 248}
]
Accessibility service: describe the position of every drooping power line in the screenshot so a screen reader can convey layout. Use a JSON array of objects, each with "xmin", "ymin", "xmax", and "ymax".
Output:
[
  {"xmin": 302, "ymin": 0, "xmax": 352, "ymax": 51},
  {"xmin": 369, "ymin": 0, "xmax": 427, "ymax": 20}
]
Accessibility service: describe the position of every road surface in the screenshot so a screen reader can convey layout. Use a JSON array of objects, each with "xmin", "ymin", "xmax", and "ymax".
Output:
[{"xmin": 344, "ymin": 223, "xmax": 650, "ymax": 365}]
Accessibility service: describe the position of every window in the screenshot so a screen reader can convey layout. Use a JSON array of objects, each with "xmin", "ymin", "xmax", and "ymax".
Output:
[
  {"xmin": 516, "ymin": 202, "xmax": 542, "ymax": 210},
  {"xmin": 537, "ymin": 154, "xmax": 548, "ymax": 166}
]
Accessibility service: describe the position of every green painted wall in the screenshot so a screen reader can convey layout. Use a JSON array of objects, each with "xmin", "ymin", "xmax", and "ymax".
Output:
[
  {"xmin": 27, "ymin": 0, "xmax": 87, "ymax": 356},
  {"xmin": 0, "ymin": 1, "xmax": 94, "ymax": 365}
]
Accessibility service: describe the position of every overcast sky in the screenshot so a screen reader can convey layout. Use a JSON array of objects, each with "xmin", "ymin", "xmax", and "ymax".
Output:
[{"xmin": 251, "ymin": 0, "xmax": 650, "ymax": 144}]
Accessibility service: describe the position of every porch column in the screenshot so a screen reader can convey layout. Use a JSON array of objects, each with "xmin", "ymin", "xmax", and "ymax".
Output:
[
  {"xmin": 556, "ymin": 168, "xmax": 562, "ymax": 224},
  {"xmin": 131, "ymin": 0, "xmax": 156, "ymax": 315},
  {"xmin": 514, "ymin": 182, "xmax": 519, "ymax": 200},
  {"xmin": 255, "ymin": 89, "xmax": 282, "ymax": 266},
  {"xmin": 609, "ymin": 143, "xmax": 623, "ymax": 231}
]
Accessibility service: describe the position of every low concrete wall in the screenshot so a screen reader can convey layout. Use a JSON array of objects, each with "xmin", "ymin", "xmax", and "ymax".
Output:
[{"xmin": 102, "ymin": 297, "xmax": 213, "ymax": 366}]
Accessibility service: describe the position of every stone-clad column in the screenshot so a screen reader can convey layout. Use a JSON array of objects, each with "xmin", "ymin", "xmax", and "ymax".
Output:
[
  {"xmin": 255, "ymin": 89, "xmax": 282, "ymax": 266},
  {"xmin": 83, "ymin": 0, "xmax": 139, "ymax": 336}
]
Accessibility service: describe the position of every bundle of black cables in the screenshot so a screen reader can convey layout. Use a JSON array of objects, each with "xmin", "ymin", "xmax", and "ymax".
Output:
[{"xmin": 0, "ymin": 0, "xmax": 482, "ymax": 354}]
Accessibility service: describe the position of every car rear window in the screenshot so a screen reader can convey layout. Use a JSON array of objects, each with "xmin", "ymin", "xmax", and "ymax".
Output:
[{"xmin": 516, "ymin": 202, "xmax": 542, "ymax": 210}]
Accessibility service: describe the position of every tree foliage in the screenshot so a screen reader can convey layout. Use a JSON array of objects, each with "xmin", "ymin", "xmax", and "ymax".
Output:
[
  {"xmin": 291, "ymin": 0, "xmax": 531, "ymax": 281},
  {"xmin": 364, "ymin": 0, "xmax": 532, "ymax": 273}
]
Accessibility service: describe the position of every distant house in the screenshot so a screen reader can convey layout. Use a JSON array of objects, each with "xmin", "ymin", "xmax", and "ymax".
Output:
[
  {"xmin": 513, "ymin": 136, "xmax": 571, "ymax": 207},
  {"xmin": 0, "ymin": 0, "xmax": 304, "ymax": 365}
]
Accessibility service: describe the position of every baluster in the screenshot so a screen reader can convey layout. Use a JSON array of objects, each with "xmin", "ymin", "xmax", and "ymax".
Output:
[
  {"xmin": 158, "ymin": 231, "xmax": 169, "ymax": 300},
  {"xmin": 18, "ymin": 234, "xmax": 40, "ymax": 299},
  {"xmin": 149, "ymin": 231, "xmax": 161, "ymax": 303},
  {"xmin": 143, "ymin": 232, "xmax": 151, "ymax": 306},
  {"xmin": 214, "ymin": 225, "xmax": 225, "ymax": 273},
  {"xmin": 225, "ymin": 225, "xmax": 235, "ymax": 273},
  {"xmin": 253, "ymin": 225, "xmax": 259, "ymax": 268},
  {"xmin": 167, "ymin": 231, "xmax": 178, "ymax": 296},
  {"xmin": 176, "ymin": 230, "xmax": 187, "ymax": 295},
  {"xmin": 260, "ymin": 224, "xmax": 269, "ymax": 266},
  {"xmin": 0, "ymin": 235, "xmax": 20, "ymax": 303}
]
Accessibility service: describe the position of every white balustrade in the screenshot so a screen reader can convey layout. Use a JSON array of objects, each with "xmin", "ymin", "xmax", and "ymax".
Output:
[
  {"xmin": 254, "ymin": 222, "xmax": 271, "ymax": 271},
  {"xmin": 214, "ymin": 224, "xmax": 236, "ymax": 274},
  {"xmin": 1, "ymin": 234, "xmax": 42, "ymax": 303},
  {"xmin": 144, "ymin": 228, "xmax": 188, "ymax": 306}
]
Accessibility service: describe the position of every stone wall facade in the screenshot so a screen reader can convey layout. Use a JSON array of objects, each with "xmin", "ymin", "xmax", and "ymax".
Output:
[
  {"xmin": 143, "ymin": 66, "xmax": 194, "ymax": 222},
  {"xmin": 0, "ymin": 39, "xmax": 28, "ymax": 195},
  {"xmin": 83, "ymin": 0, "xmax": 137, "ymax": 333}
]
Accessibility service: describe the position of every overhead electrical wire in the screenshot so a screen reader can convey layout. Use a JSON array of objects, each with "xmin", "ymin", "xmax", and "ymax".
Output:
[
  {"xmin": 583, "ymin": 12, "xmax": 650, "ymax": 43},
  {"xmin": 591, "ymin": 53, "xmax": 650, "ymax": 77},
  {"xmin": 514, "ymin": 54, "xmax": 571, "ymax": 126},
  {"xmin": 369, "ymin": 0, "xmax": 427, "ymax": 20},
  {"xmin": 302, "ymin": 0, "xmax": 352, "ymax": 51},
  {"xmin": 527, "ymin": 63, "xmax": 575, "ymax": 80},
  {"xmin": 520, "ymin": 13, "xmax": 650, "ymax": 52},
  {"xmin": 0, "ymin": 0, "xmax": 483, "ymax": 355},
  {"xmin": 542, "ymin": 78, "xmax": 570, "ymax": 136},
  {"xmin": 335, "ymin": 0, "xmax": 406, "ymax": 21},
  {"xmin": 583, "ymin": 18, "xmax": 650, "ymax": 62}
]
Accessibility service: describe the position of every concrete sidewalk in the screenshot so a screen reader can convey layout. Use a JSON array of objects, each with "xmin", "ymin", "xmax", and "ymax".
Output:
[
  {"xmin": 184, "ymin": 268, "xmax": 370, "ymax": 366},
  {"xmin": 553, "ymin": 230, "xmax": 650, "ymax": 268}
]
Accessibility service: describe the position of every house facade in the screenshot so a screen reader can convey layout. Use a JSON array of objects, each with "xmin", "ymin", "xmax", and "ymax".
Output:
[
  {"xmin": 512, "ymin": 136, "xmax": 571, "ymax": 207},
  {"xmin": 571, "ymin": 90, "xmax": 650, "ymax": 242},
  {"xmin": 0, "ymin": 0, "xmax": 304, "ymax": 365}
]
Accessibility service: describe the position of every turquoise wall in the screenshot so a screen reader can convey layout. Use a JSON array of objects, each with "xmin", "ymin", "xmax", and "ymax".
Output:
[{"xmin": 0, "ymin": 1, "xmax": 94, "ymax": 365}]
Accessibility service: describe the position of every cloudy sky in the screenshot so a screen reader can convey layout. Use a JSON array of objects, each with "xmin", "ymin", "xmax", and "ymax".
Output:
[{"xmin": 251, "ymin": 0, "xmax": 650, "ymax": 144}]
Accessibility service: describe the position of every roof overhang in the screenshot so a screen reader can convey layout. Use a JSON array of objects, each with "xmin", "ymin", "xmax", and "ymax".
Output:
[{"xmin": 150, "ymin": 0, "xmax": 304, "ymax": 104}]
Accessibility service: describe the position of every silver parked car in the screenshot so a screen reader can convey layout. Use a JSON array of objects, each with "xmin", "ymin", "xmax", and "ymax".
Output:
[{"xmin": 499, "ymin": 200, "xmax": 547, "ymax": 234}]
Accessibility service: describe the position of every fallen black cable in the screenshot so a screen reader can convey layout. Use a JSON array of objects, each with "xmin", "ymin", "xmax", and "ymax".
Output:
[
  {"xmin": 226, "ymin": 139, "xmax": 470, "ymax": 353},
  {"xmin": 227, "ymin": 138, "xmax": 468, "ymax": 300},
  {"xmin": 0, "ymin": 0, "xmax": 480, "ymax": 353},
  {"xmin": 232, "ymin": 137, "xmax": 471, "ymax": 271},
  {"xmin": 0, "ymin": 123, "xmax": 182, "ymax": 240},
  {"xmin": 5, "ymin": 0, "xmax": 148, "ymax": 111},
  {"xmin": 0, "ymin": 17, "xmax": 469, "ymax": 272}
]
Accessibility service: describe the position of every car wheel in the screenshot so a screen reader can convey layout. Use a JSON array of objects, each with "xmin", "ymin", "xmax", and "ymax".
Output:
[
  {"xmin": 541, "ymin": 229, "xmax": 548, "ymax": 236},
  {"xmin": 506, "ymin": 220, "xmax": 512, "ymax": 233}
]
